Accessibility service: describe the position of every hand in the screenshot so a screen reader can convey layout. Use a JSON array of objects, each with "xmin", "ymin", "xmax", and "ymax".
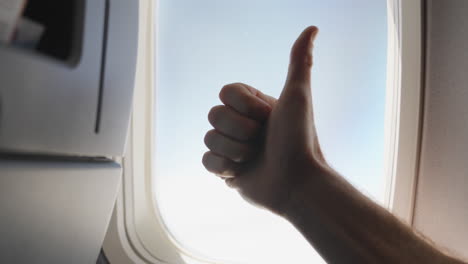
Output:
[{"xmin": 202, "ymin": 26, "xmax": 326, "ymax": 215}]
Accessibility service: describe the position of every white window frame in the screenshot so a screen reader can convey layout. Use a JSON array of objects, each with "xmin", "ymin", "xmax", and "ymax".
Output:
[
  {"xmin": 103, "ymin": 0, "xmax": 424, "ymax": 263},
  {"xmin": 383, "ymin": 0, "xmax": 424, "ymax": 224}
]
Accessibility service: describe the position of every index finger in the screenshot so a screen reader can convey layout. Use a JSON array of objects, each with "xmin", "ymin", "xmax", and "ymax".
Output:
[{"xmin": 219, "ymin": 83, "xmax": 273, "ymax": 122}]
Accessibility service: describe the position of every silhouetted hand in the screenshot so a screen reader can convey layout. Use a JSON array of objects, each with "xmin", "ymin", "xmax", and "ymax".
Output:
[{"xmin": 203, "ymin": 26, "xmax": 325, "ymax": 215}]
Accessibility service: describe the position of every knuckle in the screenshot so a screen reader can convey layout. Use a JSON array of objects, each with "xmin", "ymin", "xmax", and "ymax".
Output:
[
  {"xmin": 205, "ymin": 131, "xmax": 251, "ymax": 163},
  {"xmin": 220, "ymin": 83, "xmax": 241, "ymax": 100},
  {"xmin": 219, "ymin": 84, "xmax": 233, "ymax": 100},
  {"xmin": 202, "ymin": 151, "xmax": 231, "ymax": 175},
  {"xmin": 208, "ymin": 105, "xmax": 261, "ymax": 141},
  {"xmin": 202, "ymin": 151, "xmax": 211, "ymax": 165},
  {"xmin": 208, "ymin": 105, "xmax": 224, "ymax": 126},
  {"xmin": 203, "ymin": 130, "xmax": 216, "ymax": 148}
]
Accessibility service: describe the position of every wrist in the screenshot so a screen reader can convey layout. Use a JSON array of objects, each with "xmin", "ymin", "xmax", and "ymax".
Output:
[{"xmin": 279, "ymin": 154, "xmax": 333, "ymax": 218}]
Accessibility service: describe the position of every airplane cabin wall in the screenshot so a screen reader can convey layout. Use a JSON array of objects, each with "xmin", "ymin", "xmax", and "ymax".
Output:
[{"xmin": 413, "ymin": 0, "xmax": 468, "ymax": 259}]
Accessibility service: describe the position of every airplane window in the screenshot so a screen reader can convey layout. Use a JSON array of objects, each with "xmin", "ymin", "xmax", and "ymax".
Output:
[{"xmin": 154, "ymin": 0, "xmax": 387, "ymax": 263}]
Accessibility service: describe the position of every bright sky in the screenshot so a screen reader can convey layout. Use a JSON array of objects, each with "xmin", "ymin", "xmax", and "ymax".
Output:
[{"xmin": 154, "ymin": 1, "xmax": 387, "ymax": 263}]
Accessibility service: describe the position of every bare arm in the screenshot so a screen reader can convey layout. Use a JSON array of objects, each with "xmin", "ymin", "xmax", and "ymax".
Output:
[
  {"xmin": 202, "ymin": 26, "xmax": 466, "ymax": 264},
  {"xmin": 282, "ymin": 160, "xmax": 464, "ymax": 263}
]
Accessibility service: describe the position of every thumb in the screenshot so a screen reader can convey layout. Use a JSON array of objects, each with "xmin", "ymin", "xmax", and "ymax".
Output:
[{"xmin": 280, "ymin": 26, "xmax": 319, "ymax": 101}]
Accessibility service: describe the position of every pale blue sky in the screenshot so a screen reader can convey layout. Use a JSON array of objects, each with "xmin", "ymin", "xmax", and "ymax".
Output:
[{"xmin": 154, "ymin": 1, "xmax": 387, "ymax": 263}]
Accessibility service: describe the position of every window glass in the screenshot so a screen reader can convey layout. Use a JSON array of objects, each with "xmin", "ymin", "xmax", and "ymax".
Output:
[{"xmin": 154, "ymin": 1, "xmax": 387, "ymax": 263}]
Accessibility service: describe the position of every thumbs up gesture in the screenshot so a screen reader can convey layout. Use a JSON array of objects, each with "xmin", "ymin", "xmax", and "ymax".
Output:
[{"xmin": 203, "ymin": 26, "xmax": 326, "ymax": 215}]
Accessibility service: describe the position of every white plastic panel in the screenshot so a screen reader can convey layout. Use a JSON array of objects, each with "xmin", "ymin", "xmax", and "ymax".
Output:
[
  {"xmin": 0, "ymin": 0, "xmax": 105, "ymax": 155},
  {"xmin": 0, "ymin": 0, "xmax": 138, "ymax": 157},
  {"xmin": 0, "ymin": 158, "xmax": 121, "ymax": 264},
  {"xmin": 97, "ymin": 0, "xmax": 139, "ymax": 156}
]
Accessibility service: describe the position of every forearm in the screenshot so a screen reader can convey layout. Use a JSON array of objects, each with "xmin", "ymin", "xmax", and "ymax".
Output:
[{"xmin": 282, "ymin": 161, "xmax": 465, "ymax": 264}]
